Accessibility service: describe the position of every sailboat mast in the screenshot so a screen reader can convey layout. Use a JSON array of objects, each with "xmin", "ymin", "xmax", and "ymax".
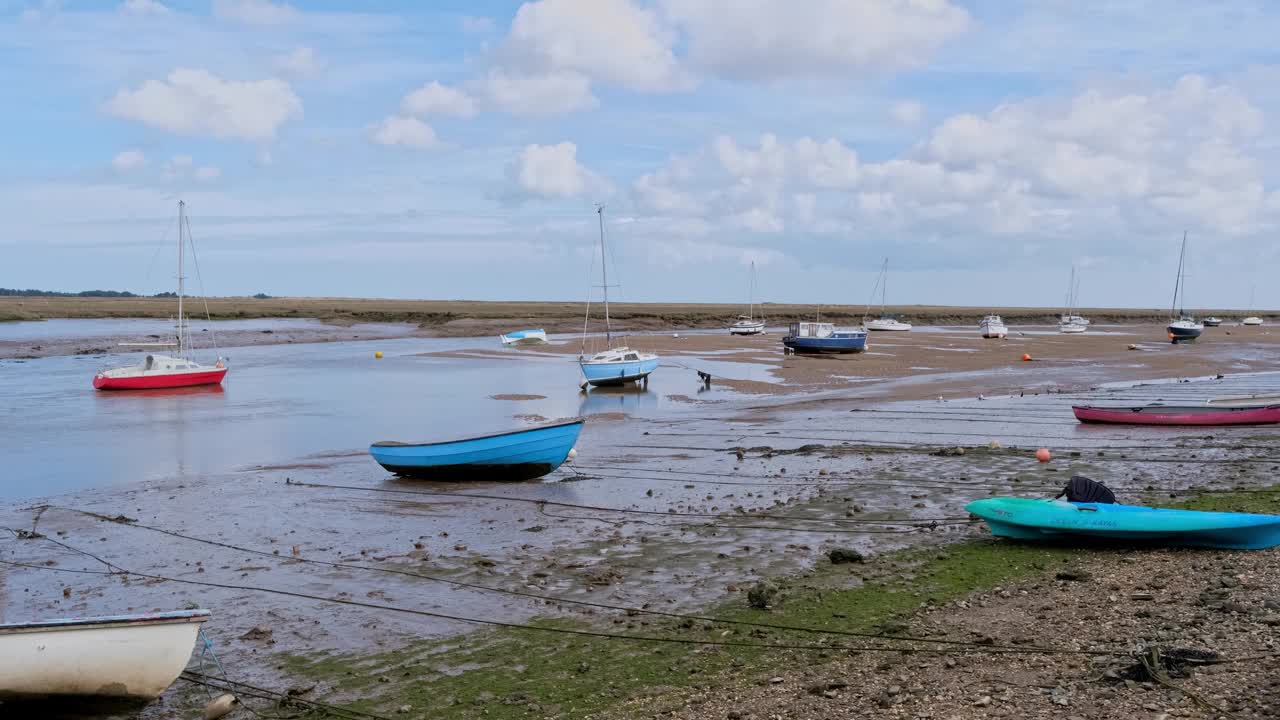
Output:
[
  {"xmin": 1171, "ymin": 232, "xmax": 1186, "ymax": 319},
  {"xmin": 177, "ymin": 200, "xmax": 186, "ymax": 356},
  {"xmin": 597, "ymin": 204, "xmax": 611, "ymax": 345}
]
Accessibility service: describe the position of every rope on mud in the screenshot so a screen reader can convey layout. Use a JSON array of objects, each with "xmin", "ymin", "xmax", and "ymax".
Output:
[
  {"xmin": 0, "ymin": 520, "xmax": 1100, "ymax": 655},
  {"xmin": 179, "ymin": 670, "xmax": 390, "ymax": 720},
  {"xmin": 0, "ymin": 552, "xmax": 1119, "ymax": 659},
  {"xmin": 276, "ymin": 479, "xmax": 976, "ymax": 529}
]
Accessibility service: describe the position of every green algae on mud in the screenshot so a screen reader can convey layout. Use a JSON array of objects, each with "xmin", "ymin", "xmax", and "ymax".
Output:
[
  {"xmin": 274, "ymin": 485, "xmax": 1280, "ymax": 718},
  {"xmin": 275, "ymin": 541, "xmax": 1081, "ymax": 719}
]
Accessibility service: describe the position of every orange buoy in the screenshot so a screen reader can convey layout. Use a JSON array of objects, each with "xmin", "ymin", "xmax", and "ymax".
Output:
[
  {"xmin": 1021, "ymin": 353, "xmax": 1032, "ymax": 362},
  {"xmin": 1035, "ymin": 448, "xmax": 1051, "ymax": 463}
]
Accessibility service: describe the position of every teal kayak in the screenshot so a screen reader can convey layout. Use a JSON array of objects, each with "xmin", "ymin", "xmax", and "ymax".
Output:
[{"xmin": 966, "ymin": 497, "xmax": 1280, "ymax": 550}]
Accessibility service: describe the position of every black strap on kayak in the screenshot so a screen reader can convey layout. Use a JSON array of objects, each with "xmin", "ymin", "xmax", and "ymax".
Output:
[{"xmin": 1055, "ymin": 475, "xmax": 1117, "ymax": 504}]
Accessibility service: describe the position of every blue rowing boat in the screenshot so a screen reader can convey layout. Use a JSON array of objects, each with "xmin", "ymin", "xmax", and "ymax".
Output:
[
  {"xmin": 370, "ymin": 418, "xmax": 585, "ymax": 481},
  {"xmin": 781, "ymin": 322, "xmax": 867, "ymax": 354},
  {"xmin": 967, "ymin": 497, "xmax": 1280, "ymax": 550}
]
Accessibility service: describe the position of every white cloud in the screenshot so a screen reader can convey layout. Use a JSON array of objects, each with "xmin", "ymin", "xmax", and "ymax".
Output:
[
  {"xmin": 212, "ymin": 0, "xmax": 299, "ymax": 26},
  {"xmin": 402, "ymin": 81, "xmax": 476, "ymax": 117},
  {"xmin": 195, "ymin": 166, "xmax": 222, "ymax": 181},
  {"xmin": 500, "ymin": 0, "xmax": 688, "ymax": 91},
  {"xmin": 660, "ymin": 0, "xmax": 971, "ymax": 80},
  {"xmin": 371, "ymin": 115, "xmax": 438, "ymax": 149},
  {"xmin": 892, "ymin": 100, "xmax": 924, "ymax": 125},
  {"xmin": 120, "ymin": 0, "xmax": 170, "ymax": 15},
  {"xmin": 105, "ymin": 69, "xmax": 303, "ymax": 141},
  {"xmin": 479, "ymin": 69, "xmax": 597, "ymax": 115},
  {"xmin": 507, "ymin": 142, "xmax": 606, "ymax": 198},
  {"xmin": 273, "ymin": 47, "xmax": 321, "ymax": 78},
  {"xmin": 111, "ymin": 150, "xmax": 146, "ymax": 172}
]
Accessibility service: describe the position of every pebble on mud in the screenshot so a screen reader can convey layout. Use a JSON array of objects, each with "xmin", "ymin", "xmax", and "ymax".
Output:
[
  {"xmin": 747, "ymin": 581, "xmax": 779, "ymax": 610},
  {"xmin": 827, "ymin": 548, "xmax": 865, "ymax": 565}
]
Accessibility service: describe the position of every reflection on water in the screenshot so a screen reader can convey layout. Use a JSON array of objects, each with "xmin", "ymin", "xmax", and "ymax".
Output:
[
  {"xmin": 577, "ymin": 385, "xmax": 659, "ymax": 415},
  {"xmin": 0, "ymin": 330, "xmax": 769, "ymax": 500}
]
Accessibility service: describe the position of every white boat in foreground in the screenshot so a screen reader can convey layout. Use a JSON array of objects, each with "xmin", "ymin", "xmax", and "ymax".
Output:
[
  {"xmin": 0, "ymin": 609, "xmax": 209, "ymax": 702},
  {"xmin": 979, "ymin": 315, "xmax": 1007, "ymax": 339}
]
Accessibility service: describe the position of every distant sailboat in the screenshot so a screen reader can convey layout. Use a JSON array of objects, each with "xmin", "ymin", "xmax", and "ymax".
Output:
[
  {"xmin": 578, "ymin": 205, "xmax": 659, "ymax": 388},
  {"xmin": 1059, "ymin": 266, "xmax": 1087, "ymax": 334},
  {"xmin": 1166, "ymin": 231, "xmax": 1203, "ymax": 343},
  {"xmin": 728, "ymin": 262, "xmax": 765, "ymax": 335},
  {"xmin": 1241, "ymin": 286, "xmax": 1263, "ymax": 326},
  {"xmin": 93, "ymin": 201, "xmax": 228, "ymax": 390},
  {"xmin": 864, "ymin": 258, "xmax": 911, "ymax": 331}
]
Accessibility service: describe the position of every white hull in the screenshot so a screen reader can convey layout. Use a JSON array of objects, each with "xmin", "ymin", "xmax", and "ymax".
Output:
[
  {"xmin": 1241, "ymin": 317, "xmax": 1263, "ymax": 326},
  {"xmin": 979, "ymin": 316, "xmax": 1007, "ymax": 339},
  {"xmin": 1059, "ymin": 322, "xmax": 1087, "ymax": 334},
  {"xmin": 865, "ymin": 318, "xmax": 911, "ymax": 332},
  {"xmin": 729, "ymin": 321, "xmax": 765, "ymax": 335},
  {"xmin": 0, "ymin": 610, "xmax": 209, "ymax": 701},
  {"xmin": 500, "ymin": 329, "xmax": 549, "ymax": 345}
]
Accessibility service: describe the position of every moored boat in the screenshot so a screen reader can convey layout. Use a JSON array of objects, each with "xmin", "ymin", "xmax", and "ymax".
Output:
[
  {"xmin": 782, "ymin": 321, "xmax": 867, "ymax": 354},
  {"xmin": 1165, "ymin": 232, "xmax": 1202, "ymax": 343},
  {"xmin": 1241, "ymin": 316, "xmax": 1264, "ymax": 326},
  {"xmin": 1202, "ymin": 316, "xmax": 1222, "ymax": 327},
  {"xmin": 863, "ymin": 258, "xmax": 912, "ymax": 331},
  {"xmin": 93, "ymin": 201, "xmax": 227, "ymax": 390},
  {"xmin": 1072, "ymin": 402, "xmax": 1280, "ymax": 426},
  {"xmin": 967, "ymin": 497, "xmax": 1280, "ymax": 550},
  {"xmin": 979, "ymin": 315, "xmax": 1007, "ymax": 339},
  {"xmin": 370, "ymin": 417, "xmax": 585, "ymax": 481},
  {"xmin": 728, "ymin": 262, "xmax": 766, "ymax": 335},
  {"xmin": 500, "ymin": 329, "xmax": 549, "ymax": 345},
  {"xmin": 578, "ymin": 205, "xmax": 659, "ymax": 387},
  {"xmin": 1058, "ymin": 266, "xmax": 1088, "ymax": 333},
  {"xmin": 0, "ymin": 609, "xmax": 210, "ymax": 703}
]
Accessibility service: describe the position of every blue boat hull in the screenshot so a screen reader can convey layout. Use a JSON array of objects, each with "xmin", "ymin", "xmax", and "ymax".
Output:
[
  {"xmin": 782, "ymin": 333, "xmax": 867, "ymax": 354},
  {"xmin": 370, "ymin": 419, "xmax": 584, "ymax": 481},
  {"xmin": 579, "ymin": 357, "xmax": 660, "ymax": 386},
  {"xmin": 968, "ymin": 498, "xmax": 1280, "ymax": 550}
]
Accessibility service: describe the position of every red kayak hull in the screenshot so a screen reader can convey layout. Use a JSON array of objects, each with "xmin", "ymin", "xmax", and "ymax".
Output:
[
  {"xmin": 1072, "ymin": 404, "xmax": 1280, "ymax": 426},
  {"xmin": 93, "ymin": 368, "xmax": 228, "ymax": 391}
]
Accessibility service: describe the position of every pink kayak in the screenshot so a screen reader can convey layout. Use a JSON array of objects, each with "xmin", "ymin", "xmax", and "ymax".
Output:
[{"xmin": 1072, "ymin": 403, "xmax": 1280, "ymax": 426}]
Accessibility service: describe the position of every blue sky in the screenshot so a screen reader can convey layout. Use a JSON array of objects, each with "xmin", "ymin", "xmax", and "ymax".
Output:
[{"xmin": 4, "ymin": 0, "xmax": 1280, "ymax": 309}]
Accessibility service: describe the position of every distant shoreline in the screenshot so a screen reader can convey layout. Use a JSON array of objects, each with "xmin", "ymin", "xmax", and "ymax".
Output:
[{"xmin": 1, "ymin": 295, "xmax": 1270, "ymax": 332}]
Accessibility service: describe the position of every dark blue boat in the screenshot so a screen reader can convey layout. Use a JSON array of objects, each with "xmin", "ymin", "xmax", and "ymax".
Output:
[
  {"xmin": 370, "ymin": 418, "xmax": 585, "ymax": 481},
  {"xmin": 782, "ymin": 322, "xmax": 867, "ymax": 354}
]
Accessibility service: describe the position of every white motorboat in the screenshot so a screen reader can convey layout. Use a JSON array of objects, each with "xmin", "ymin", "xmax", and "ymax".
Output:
[
  {"xmin": 0, "ymin": 609, "xmax": 209, "ymax": 702},
  {"xmin": 865, "ymin": 317, "xmax": 912, "ymax": 332},
  {"xmin": 979, "ymin": 315, "xmax": 1007, "ymax": 339},
  {"xmin": 500, "ymin": 329, "xmax": 549, "ymax": 345},
  {"xmin": 1242, "ymin": 316, "xmax": 1264, "ymax": 326}
]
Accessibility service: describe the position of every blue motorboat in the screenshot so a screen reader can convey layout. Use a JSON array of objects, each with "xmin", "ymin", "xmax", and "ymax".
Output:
[
  {"xmin": 782, "ymin": 321, "xmax": 867, "ymax": 354},
  {"xmin": 369, "ymin": 418, "xmax": 585, "ymax": 481},
  {"xmin": 500, "ymin": 329, "xmax": 548, "ymax": 346}
]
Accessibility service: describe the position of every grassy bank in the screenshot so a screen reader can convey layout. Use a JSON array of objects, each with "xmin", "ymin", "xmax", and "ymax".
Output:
[
  {"xmin": 2, "ymin": 295, "xmax": 1271, "ymax": 331},
  {"xmin": 273, "ymin": 484, "xmax": 1280, "ymax": 719}
]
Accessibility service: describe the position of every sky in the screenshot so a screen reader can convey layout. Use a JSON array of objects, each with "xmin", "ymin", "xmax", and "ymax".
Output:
[{"xmin": 4, "ymin": 0, "xmax": 1280, "ymax": 310}]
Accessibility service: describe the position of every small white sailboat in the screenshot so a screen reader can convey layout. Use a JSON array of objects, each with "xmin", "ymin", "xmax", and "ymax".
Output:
[
  {"xmin": 980, "ymin": 315, "xmax": 1008, "ymax": 339},
  {"xmin": 864, "ymin": 258, "xmax": 912, "ymax": 331},
  {"xmin": 0, "ymin": 609, "xmax": 209, "ymax": 702},
  {"xmin": 1059, "ymin": 266, "xmax": 1087, "ymax": 334},
  {"xmin": 728, "ymin": 262, "xmax": 765, "ymax": 335},
  {"xmin": 579, "ymin": 205, "xmax": 658, "ymax": 388},
  {"xmin": 1166, "ymin": 232, "xmax": 1203, "ymax": 343},
  {"xmin": 1241, "ymin": 286, "xmax": 1263, "ymax": 326}
]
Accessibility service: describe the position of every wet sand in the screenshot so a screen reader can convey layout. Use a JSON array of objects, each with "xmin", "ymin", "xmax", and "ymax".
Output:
[{"xmin": 2, "ymin": 327, "xmax": 1279, "ymax": 718}]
